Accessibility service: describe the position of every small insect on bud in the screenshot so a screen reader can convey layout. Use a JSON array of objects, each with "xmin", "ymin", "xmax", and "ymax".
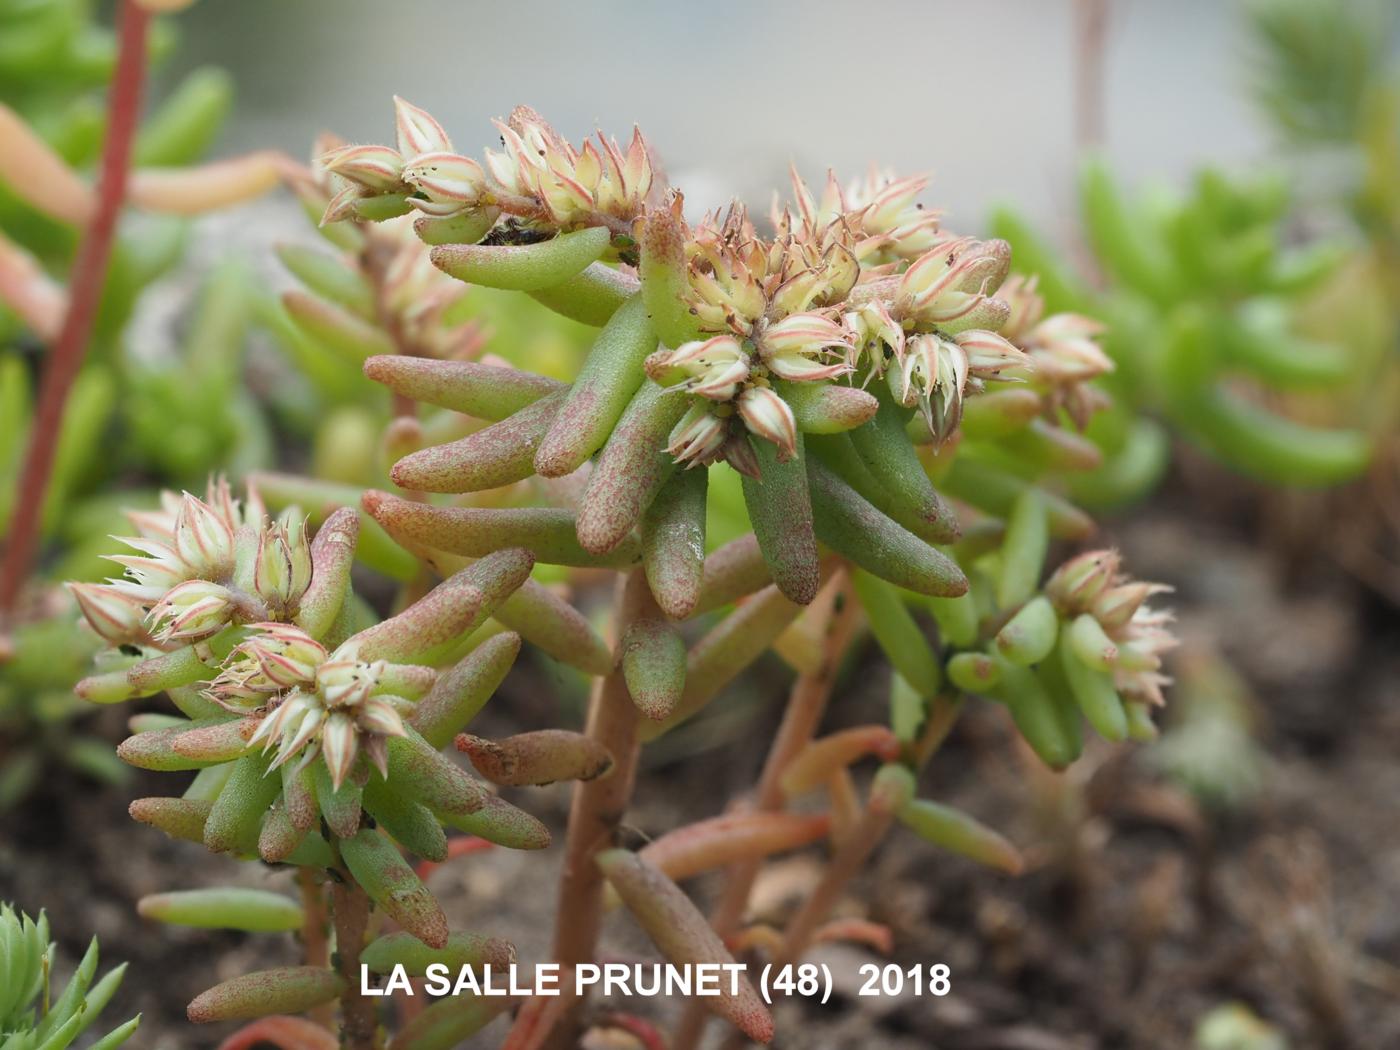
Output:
[
  {"xmin": 737, "ymin": 385, "xmax": 799, "ymax": 461},
  {"xmin": 756, "ymin": 313, "xmax": 852, "ymax": 382},
  {"xmin": 402, "ymin": 152, "xmax": 488, "ymax": 213},
  {"xmin": 147, "ymin": 579, "xmax": 236, "ymax": 642},
  {"xmin": 320, "ymin": 144, "xmax": 406, "ymax": 193},
  {"xmin": 68, "ymin": 582, "xmax": 150, "ymax": 645},
  {"xmin": 647, "ymin": 336, "xmax": 750, "ymax": 400}
]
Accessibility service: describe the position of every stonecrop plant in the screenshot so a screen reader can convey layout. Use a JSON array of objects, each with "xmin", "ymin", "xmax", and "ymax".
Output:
[{"xmin": 66, "ymin": 97, "xmax": 1179, "ymax": 1049}]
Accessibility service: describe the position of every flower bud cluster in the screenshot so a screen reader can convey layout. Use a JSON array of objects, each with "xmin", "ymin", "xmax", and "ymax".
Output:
[
  {"xmin": 67, "ymin": 478, "xmax": 312, "ymax": 651},
  {"xmin": 214, "ymin": 624, "xmax": 414, "ymax": 789}
]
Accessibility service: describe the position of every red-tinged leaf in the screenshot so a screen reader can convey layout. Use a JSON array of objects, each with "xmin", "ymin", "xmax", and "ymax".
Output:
[
  {"xmin": 691, "ymin": 534, "xmax": 771, "ymax": 615},
  {"xmin": 636, "ymin": 811, "xmax": 830, "ymax": 885},
  {"xmin": 641, "ymin": 466, "xmax": 708, "ymax": 621},
  {"xmin": 363, "ymin": 355, "xmax": 562, "ymax": 419},
  {"xmin": 364, "ymin": 492, "xmax": 638, "ymax": 570},
  {"xmin": 415, "ymin": 836, "xmax": 494, "ymax": 882},
  {"xmin": 780, "ymin": 726, "xmax": 903, "ymax": 798},
  {"xmin": 575, "ymin": 380, "xmax": 688, "ymax": 556},
  {"xmin": 496, "ymin": 580, "xmax": 613, "ymax": 677},
  {"xmin": 411, "ymin": 632, "xmax": 520, "ymax": 749},
  {"xmin": 339, "ymin": 829, "xmax": 450, "ymax": 949},
  {"xmin": 597, "ymin": 849, "xmax": 774, "ymax": 1044},
  {"xmin": 346, "ymin": 546, "xmax": 535, "ymax": 663},
  {"xmin": 216, "ymin": 1016, "xmax": 338, "ymax": 1050},
  {"xmin": 170, "ymin": 717, "xmax": 258, "ymax": 763},
  {"xmin": 621, "ymin": 614, "xmax": 686, "ymax": 721},
  {"xmin": 456, "ymin": 730, "xmax": 613, "ymax": 786},
  {"xmin": 389, "ymin": 392, "xmax": 563, "ymax": 493},
  {"xmin": 188, "ymin": 968, "xmax": 345, "ymax": 1023},
  {"xmin": 361, "ymin": 930, "xmax": 516, "ymax": 976},
  {"xmin": 295, "ymin": 507, "xmax": 358, "ymax": 639},
  {"xmin": 128, "ymin": 796, "xmax": 211, "ymax": 842}
]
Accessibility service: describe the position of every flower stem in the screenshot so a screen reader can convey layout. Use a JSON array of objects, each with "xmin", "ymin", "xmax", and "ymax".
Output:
[
  {"xmin": 0, "ymin": 0, "xmax": 149, "ymax": 628},
  {"xmin": 672, "ymin": 569, "xmax": 857, "ymax": 1050},
  {"xmin": 513, "ymin": 569, "xmax": 648, "ymax": 1049},
  {"xmin": 297, "ymin": 867, "xmax": 335, "ymax": 1031},
  {"xmin": 330, "ymin": 870, "xmax": 379, "ymax": 1050}
]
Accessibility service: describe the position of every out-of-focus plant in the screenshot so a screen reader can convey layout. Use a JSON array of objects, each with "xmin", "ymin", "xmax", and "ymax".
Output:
[
  {"xmin": 992, "ymin": 160, "xmax": 1373, "ymax": 503},
  {"xmin": 60, "ymin": 97, "xmax": 1185, "ymax": 1048},
  {"xmin": 1245, "ymin": 0, "xmax": 1400, "ymax": 599},
  {"xmin": 0, "ymin": 902, "xmax": 139, "ymax": 1049},
  {"xmin": 0, "ymin": 0, "xmax": 285, "ymax": 808}
]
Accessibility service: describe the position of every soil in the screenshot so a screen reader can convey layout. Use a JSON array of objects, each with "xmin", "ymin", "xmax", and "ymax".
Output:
[{"xmin": 3, "ymin": 457, "xmax": 1399, "ymax": 1050}]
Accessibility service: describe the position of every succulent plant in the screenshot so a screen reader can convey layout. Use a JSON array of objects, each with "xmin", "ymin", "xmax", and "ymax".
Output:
[{"xmin": 0, "ymin": 903, "xmax": 138, "ymax": 1050}]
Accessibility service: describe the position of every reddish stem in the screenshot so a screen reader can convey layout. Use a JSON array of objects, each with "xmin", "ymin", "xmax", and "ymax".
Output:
[{"xmin": 0, "ymin": 0, "xmax": 149, "ymax": 626}]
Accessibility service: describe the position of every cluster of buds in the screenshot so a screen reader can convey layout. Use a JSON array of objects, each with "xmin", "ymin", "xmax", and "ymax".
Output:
[
  {"xmin": 211, "ymin": 624, "xmax": 412, "ymax": 789},
  {"xmin": 1045, "ymin": 549, "xmax": 1177, "ymax": 708},
  {"xmin": 319, "ymin": 97, "xmax": 653, "ymax": 235},
  {"xmin": 778, "ymin": 167, "xmax": 945, "ymax": 265},
  {"xmin": 997, "ymin": 274, "xmax": 1114, "ymax": 430},
  {"xmin": 66, "ymin": 478, "xmax": 311, "ymax": 650}
]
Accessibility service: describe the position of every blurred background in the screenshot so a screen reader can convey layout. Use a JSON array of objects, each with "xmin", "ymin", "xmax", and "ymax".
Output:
[{"xmin": 164, "ymin": 0, "xmax": 1272, "ymax": 230}]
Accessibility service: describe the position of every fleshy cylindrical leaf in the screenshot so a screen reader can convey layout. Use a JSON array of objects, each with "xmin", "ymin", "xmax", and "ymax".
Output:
[
  {"xmin": 346, "ymin": 547, "xmax": 535, "ymax": 663},
  {"xmin": 387, "ymin": 995, "xmax": 510, "ymax": 1050},
  {"xmin": 187, "ymin": 968, "xmax": 346, "ymax": 1023},
  {"xmin": 534, "ymin": 294, "xmax": 656, "ymax": 477},
  {"xmin": 496, "ymin": 581, "xmax": 613, "ymax": 677},
  {"xmin": 528, "ymin": 262, "xmax": 639, "ymax": 326},
  {"xmin": 639, "ymin": 201, "xmax": 705, "ymax": 348},
  {"xmin": 282, "ymin": 290, "xmax": 393, "ymax": 363},
  {"xmin": 847, "ymin": 390, "xmax": 959, "ymax": 542},
  {"xmin": 741, "ymin": 433, "xmax": 821, "ymax": 605},
  {"xmin": 363, "ymin": 355, "xmax": 562, "ymax": 419},
  {"xmin": 436, "ymin": 793, "xmax": 551, "ymax": 851},
  {"xmin": 641, "ymin": 467, "xmax": 708, "ymax": 621},
  {"xmin": 807, "ymin": 457, "xmax": 967, "ymax": 598},
  {"xmin": 778, "ymin": 380, "xmax": 879, "ymax": 435},
  {"xmin": 362, "ymin": 778, "xmax": 449, "ymax": 862},
  {"xmin": 691, "ymin": 535, "xmax": 771, "ymax": 616},
  {"xmin": 170, "ymin": 718, "xmax": 259, "ymax": 763},
  {"xmin": 1057, "ymin": 635, "xmax": 1128, "ymax": 742},
  {"xmin": 994, "ymin": 595, "xmax": 1058, "ymax": 666},
  {"xmin": 896, "ymin": 799, "xmax": 1023, "ymax": 874},
  {"xmin": 997, "ymin": 489, "xmax": 1049, "ymax": 608},
  {"xmin": 295, "ymin": 507, "xmax": 359, "ymax": 638},
  {"xmin": 412, "ymin": 631, "xmax": 521, "ymax": 748},
  {"xmin": 203, "ymin": 753, "xmax": 282, "ymax": 855},
  {"xmin": 365, "ymin": 493, "xmax": 638, "ymax": 570},
  {"xmin": 618, "ymin": 612, "xmax": 685, "ymax": 721},
  {"xmin": 597, "ymin": 850, "xmax": 774, "ymax": 1044},
  {"xmin": 456, "ymin": 730, "xmax": 613, "ymax": 786},
  {"xmin": 389, "ymin": 391, "xmax": 564, "ymax": 493},
  {"xmin": 851, "ymin": 570, "xmax": 940, "ymax": 698},
  {"xmin": 139, "ymin": 889, "xmax": 303, "ymax": 932},
  {"xmin": 636, "ymin": 812, "xmax": 831, "ymax": 885},
  {"xmin": 575, "ymin": 381, "xmax": 687, "ymax": 556},
  {"xmin": 430, "ymin": 226, "xmax": 611, "ymax": 291},
  {"xmin": 128, "ymin": 797, "xmax": 212, "ymax": 842},
  {"xmin": 940, "ymin": 457, "xmax": 1094, "ymax": 540},
  {"xmin": 339, "ymin": 829, "xmax": 449, "ymax": 949}
]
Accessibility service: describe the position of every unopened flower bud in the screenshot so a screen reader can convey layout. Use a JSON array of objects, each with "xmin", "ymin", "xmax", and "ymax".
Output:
[
  {"xmin": 253, "ymin": 520, "xmax": 312, "ymax": 613},
  {"xmin": 756, "ymin": 313, "xmax": 852, "ymax": 382},
  {"xmin": 147, "ymin": 579, "xmax": 235, "ymax": 641},
  {"xmin": 402, "ymin": 151, "xmax": 487, "ymax": 207},
  {"xmin": 357, "ymin": 697, "xmax": 407, "ymax": 740},
  {"xmin": 321, "ymin": 144, "xmax": 406, "ymax": 192},
  {"xmin": 394, "ymin": 96, "xmax": 452, "ymax": 159},
  {"xmin": 1045, "ymin": 550, "xmax": 1120, "ymax": 613},
  {"xmin": 321, "ymin": 711, "xmax": 360, "ymax": 791},
  {"xmin": 647, "ymin": 336, "xmax": 750, "ymax": 401},
  {"xmin": 173, "ymin": 493, "xmax": 236, "ymax": 578},
  {"xmin": 68, "ymin": 582, "xmax": 149, "ymax": 645},
  {"xmin": 667, "ymin": 403, "xmax": 729, "ymax": 467},
  {"xmin": 738, "ymin": 386, "xmax": 799, "ymax": 461}
]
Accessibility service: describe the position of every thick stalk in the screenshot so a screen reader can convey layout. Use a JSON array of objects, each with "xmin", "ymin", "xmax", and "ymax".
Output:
[
  {"xmin": 512, "ymin": 570, "xmax": 647, "ymax": 1050},
  {"xmin": 673, "ymin": 569, "xmax": 857, "ymax": 1050},
  {"xmin": 298, "ymin": 867, "xmax": 335, "ymax": 1031},
  {"xmin": 0, "ymin": 0, "xmax": 149, "ymax": 625},
  {"xmin": 331, "ymin": 871, "xmax": 379, "ymax": 1050}
]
